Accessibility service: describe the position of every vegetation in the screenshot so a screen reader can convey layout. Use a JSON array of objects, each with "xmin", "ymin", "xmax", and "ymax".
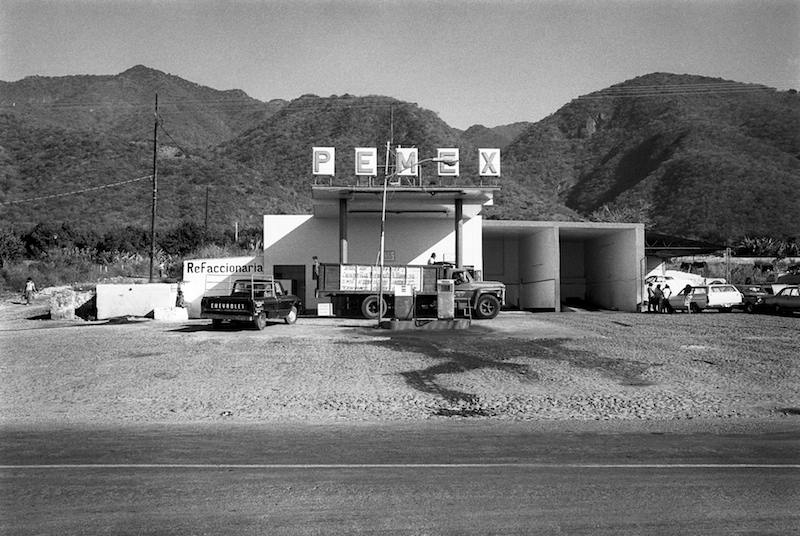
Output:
[
  {"xmin": 0, "ymin": 222, "xmax": 262, "ymax": 293},
  {"xmin": 1, "ymin": 67, "xmax": 798, "ymax": 291}
]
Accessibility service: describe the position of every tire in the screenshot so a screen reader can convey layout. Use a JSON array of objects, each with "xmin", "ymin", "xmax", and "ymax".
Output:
[
  {"xmin": 690, "ymin": 302, "xmax": 701, "ymax": 314},
  {"xmin": 744, "ymin": 302, "xmax": 755, "ymax": 314},
  {"xmin": 774, "ymin": 304, "xmax": 783, "ymax": 315},
  {"xmin": 474, "ymin": 294, "xmax": 501, "ymax": 319},
  {"xmin": 360, "ymin": 295, "xmax": 388, "ymax": 319},
  {"xmin": 212, "ymin": 319, "xmax": 224, "ymax": 330},
  {"xmin": 253, "ymin": 312, "xmax": 267, "ymax": 330},
  {"xmin": 284, "ymin": 305, "xmax": 298, "ymax": 324}
]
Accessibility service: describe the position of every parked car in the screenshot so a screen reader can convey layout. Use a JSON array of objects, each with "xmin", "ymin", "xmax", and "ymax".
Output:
[
  {"xmin": 756, "ymin": 285, "xmax": 800, "ymax": 315},
  {"xmin": 735, "ymin": 284, "xmax": 774, "ymax": 314},
  {"xmin": 668, "ymin": 284, "xmax": 743, "ymax": 313}
]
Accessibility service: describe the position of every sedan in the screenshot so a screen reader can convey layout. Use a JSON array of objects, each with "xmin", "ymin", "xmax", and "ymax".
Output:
[{"xmin": 757, "ymin": 285, "xmax": 800, "ymax": 315}]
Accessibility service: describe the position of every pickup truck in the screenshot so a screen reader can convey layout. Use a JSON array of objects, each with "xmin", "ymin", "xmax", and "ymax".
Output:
[
  {"xmin": 200, "ymin": 277, "xmax": 300, "ymax": 330},
  {"xmin": 316, "ymin": 262, "xmax": 506, "ymax": 319}
]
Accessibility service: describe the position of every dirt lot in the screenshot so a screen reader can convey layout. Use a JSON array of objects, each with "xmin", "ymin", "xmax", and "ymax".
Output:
[{"xmin": 1, "ymin": 291, "xmax": 799, "ymax": 426}]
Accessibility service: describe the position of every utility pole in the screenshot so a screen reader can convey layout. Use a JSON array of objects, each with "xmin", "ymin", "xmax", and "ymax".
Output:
[
  {"xmin": 204, "ymin": 185, "xmax": 210, "ymax": 237},
  {"xmin": 149, "ymin": 94, "xmax": 159, "ymax": 282}
]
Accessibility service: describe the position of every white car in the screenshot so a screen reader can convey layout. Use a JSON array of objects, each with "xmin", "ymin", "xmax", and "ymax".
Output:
[{"xmin": 669, "ymin": 284, "xmax": 743, "ymax": 313}]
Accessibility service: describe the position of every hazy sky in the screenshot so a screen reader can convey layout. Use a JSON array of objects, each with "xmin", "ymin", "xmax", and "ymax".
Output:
[{"xmin": 2, "ymin": 0, "xmax": 798, "ymax": 129}]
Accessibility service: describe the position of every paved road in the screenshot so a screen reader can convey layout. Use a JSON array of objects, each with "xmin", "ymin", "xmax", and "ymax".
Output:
[{"xmin": 2, "ymin": 421, "xmax": 799, "ymax": 535}]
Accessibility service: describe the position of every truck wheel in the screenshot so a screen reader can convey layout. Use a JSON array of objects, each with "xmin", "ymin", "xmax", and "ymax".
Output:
[
  {"xmin": 690, "ymin": 303, "xmax": 701, "ymax": 314},
  {"xmin": 475, "ymin": 294, "xmax": 501, "ymax": 319},
  {"xmin": 253, "ymin": 312, "xmax": 267, "ymax": 330},
  {"xmin": 284, "ymin": 305, "xmax": 298, "ymax": 324},
  {"xmin": 361, "ymin": 295, "xmax": 388, "ymax": 319},
  {"xmin": 212, "ymin": 319, "xmax": 224, "ymax": 330}
]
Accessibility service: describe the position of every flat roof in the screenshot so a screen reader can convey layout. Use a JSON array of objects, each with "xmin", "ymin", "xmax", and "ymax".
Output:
[{"xmin": 483, "ymin": 220, "xmax": 644, "ymax": 240}]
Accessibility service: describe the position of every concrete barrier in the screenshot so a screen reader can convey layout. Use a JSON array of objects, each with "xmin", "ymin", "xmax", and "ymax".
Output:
[
  {"xmin": 96, "ymin": 283, "xmax": 178, "ymax": 319},
  {"xmin": 153, "ymin": 306, "xmax": 189, "ymax": 322}
]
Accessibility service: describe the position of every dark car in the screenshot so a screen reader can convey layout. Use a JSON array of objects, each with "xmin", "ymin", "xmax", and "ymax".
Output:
[
  {"xmin": 735, "ymin": 284, "xmax": 774, "ymax": 314},
  {"xmin": 757, "ymin": 285, "xmax": 800, "ymax": 315}
]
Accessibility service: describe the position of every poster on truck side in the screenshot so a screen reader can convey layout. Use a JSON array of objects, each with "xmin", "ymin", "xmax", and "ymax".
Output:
[{"xmin": 338, "ymin": 265, "xmax": 424, "ymax": 292}]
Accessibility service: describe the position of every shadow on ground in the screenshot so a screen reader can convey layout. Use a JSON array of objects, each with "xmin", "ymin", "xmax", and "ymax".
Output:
[{"xmin": 348, "ymin": 328, "xmax": 654, "ymax": 418}]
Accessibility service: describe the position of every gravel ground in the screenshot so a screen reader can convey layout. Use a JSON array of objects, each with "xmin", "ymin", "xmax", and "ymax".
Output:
[{"xmin": 1, "ymin": 290, "xmax": 799, "ymax": 426}]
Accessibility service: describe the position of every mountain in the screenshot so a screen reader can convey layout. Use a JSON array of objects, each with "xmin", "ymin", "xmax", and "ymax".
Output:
[
  {"xmin": 461, "ymin": 122, "xmax": 532, "ymax": 150},
  {"xmin": 1, "ymin": 67, "xmax": 798, "ymax": 244},
  {"xmin": 0, "ymin": 65, "xmax": 287, "ymax": 147},
  {"xmin": 491, "ymin": 73, "xmax": 800, "ymax": 240}
]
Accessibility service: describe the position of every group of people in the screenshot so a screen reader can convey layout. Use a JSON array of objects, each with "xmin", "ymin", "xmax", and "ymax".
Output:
[{"xmin": 646, "ymin": 282, "xmax": 695, "ymax": 314}]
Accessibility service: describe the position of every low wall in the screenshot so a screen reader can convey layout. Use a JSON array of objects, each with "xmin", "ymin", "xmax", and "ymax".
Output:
[{"xmin": 96, "ymin": 283, "xmax": 180, "ymax": 319}]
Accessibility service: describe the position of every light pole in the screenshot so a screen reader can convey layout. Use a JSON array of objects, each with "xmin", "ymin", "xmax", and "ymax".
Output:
[{"xmin": 376, "ymin": 156, "xmax": 458, "ymax": 327}]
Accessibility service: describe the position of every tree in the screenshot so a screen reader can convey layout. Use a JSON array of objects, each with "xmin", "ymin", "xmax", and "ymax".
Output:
[{"xmin": 0, "ymin": 227, "xmax": 24, "ymax": 267}]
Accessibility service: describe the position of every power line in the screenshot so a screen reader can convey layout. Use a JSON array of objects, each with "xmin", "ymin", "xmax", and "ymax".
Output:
[
  {"xmin": 0, "ymin": 174, "xmax": 152, "ymax": 206},
  {"xmin": 158, "ymin": 121, "xmax": 219, "ymax": 185}
]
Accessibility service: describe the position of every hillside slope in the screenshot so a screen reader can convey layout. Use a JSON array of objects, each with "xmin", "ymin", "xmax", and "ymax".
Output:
[
  {"xmin": 1, "ymin": 68, "xmax": 798, "ymax": 243},
  {"xmin": 0, "ymin": 65, "xmax": 286, "ymax": 148},
  {"xmin": 492, "ymin": 73, "xmax": 800, "ymax": 240}
]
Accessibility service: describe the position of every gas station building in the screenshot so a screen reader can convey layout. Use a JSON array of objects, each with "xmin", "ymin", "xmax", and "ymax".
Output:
[
  {"xmin": 256, "ymin": 181, "xmax": 645, "ymax": 314},
  {"xmin": 181, "ymin": 147, "xmax": 646, "ymax": 316}
]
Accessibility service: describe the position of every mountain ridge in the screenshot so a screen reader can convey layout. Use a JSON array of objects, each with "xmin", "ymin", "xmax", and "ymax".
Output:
[{"xmin": 1, "ymin": 67, "xmax": 798, "ymax": 243}]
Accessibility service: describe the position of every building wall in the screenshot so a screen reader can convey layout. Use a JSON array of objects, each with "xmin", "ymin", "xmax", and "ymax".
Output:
[
  {"xmin": 584, "ymin": 228, "xmax": 644, "ymax": 311},
  {"xmin": 484, "ymin": 236, "xmax": 518, "ymax": 304},
  {"xmin": 263, "ymin": 213, "xmax": 484, "ymax": 310},
  {"xmin": 482, "ymin": 222, "xmax": 644, "ymax": 312},
  {"xmin": 520, "ymin": 228, "xmax": 559, "ymax": 310}
]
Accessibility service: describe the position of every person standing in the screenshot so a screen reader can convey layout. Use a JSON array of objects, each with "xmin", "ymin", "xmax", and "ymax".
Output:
[
  {"xmin": 427, "ymin": 253, "xmax": 437, "ymax": 265},
  {"xmin": 653, "ymin": 284, "xmax": 664, "ymax": 313},
  {"xmin": 682, "ymin": 284, "xmax": 694, "ymax": 313},
  {"xmin": 312, "ymin": 256, "xmax": 320, "ymax": 280},
  {"xmin": 661, "ymin": 284, "xmax": 674, "ymax": 313},
  {"xmin": 24, "ymin": 277, "xmax": 37, "ymax": 305},
  {"xmin": 646, "ymin": 282, "xmax": 655, "ymax": 312}
]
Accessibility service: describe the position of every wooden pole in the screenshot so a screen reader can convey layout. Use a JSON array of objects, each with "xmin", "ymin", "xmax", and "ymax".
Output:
[{"xmin": 149, "ymin": 94, "xmax": 158, "ymax": 282}]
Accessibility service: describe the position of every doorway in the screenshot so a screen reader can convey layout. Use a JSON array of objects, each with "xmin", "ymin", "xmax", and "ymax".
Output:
[{"xmin": 273, "ymin": 265, "xmax": 307, "ymax": 312}]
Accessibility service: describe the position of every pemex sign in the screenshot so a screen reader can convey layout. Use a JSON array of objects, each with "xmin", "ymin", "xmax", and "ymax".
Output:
[{"xmin": 312, "ymin": 147, "xmax": 500, "ymax": 177}]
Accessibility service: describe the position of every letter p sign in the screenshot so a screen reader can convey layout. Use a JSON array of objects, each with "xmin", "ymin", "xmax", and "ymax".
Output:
[
  {"xmin": 313, "ymin": 147, "xmax": 335, "ymax": 175},
  {"xmin": 479, "ymin": 149, "xmax": 501, "ymax": 177}
]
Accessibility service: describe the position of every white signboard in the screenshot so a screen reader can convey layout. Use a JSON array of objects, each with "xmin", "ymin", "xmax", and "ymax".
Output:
[
  {"xmin": 311, "ymin": 147, "xmax": 500, "ymax": 178},
  {"xmin": 355, "ymin": 147, "xmax": 377, "ymax": 176},
  {"xmin": 313, "ymin": 147, "xmax": 335, "ymax": 175},
  {"xmin": 394, "ymin": 285, "xmax": 413, "ymax": 296},
  {"xmin": 479, "ymin": 148, "xmax": 501, "ymax": 176},
  {"xmin": 437, "ymin": 148, "xmax": 459, "ymax": 176},
  {"xmin": 396, "ymin": 148, "xmax": 419, "ymax": 176}
]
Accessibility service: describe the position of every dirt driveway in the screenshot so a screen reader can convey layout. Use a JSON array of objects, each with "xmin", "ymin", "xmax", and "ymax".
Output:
[{"xmin": 1, "ymin": 293, "xmax": 799, "ymax": 426}]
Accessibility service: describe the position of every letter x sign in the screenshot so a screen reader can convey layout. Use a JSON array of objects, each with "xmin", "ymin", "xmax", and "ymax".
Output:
[{"xmin": 479, "ymin": 149, "xmax": 501, "ymax": 177}]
